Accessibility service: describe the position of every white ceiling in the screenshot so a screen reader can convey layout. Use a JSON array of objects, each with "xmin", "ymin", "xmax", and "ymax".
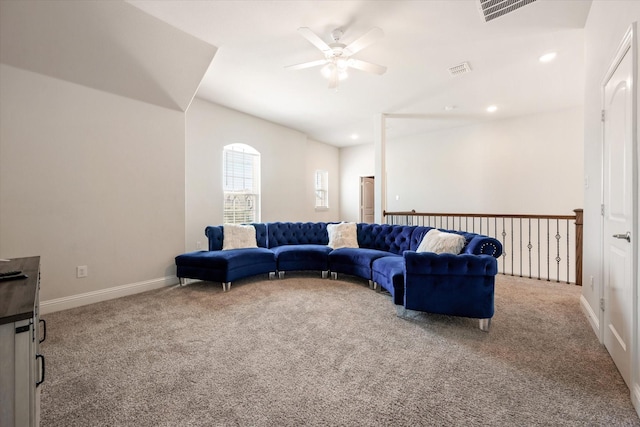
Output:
[
  {"xmin": 1, "ymin": 0, "xmax": 592, "ymax": 148},
  {"xmin": 129, "ymin": 0, "xmax": 591, "ymax": 147}
]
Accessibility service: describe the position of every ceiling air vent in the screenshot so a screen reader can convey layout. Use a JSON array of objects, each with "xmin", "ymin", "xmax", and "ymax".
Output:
[
  {"xmin": 477, "ymin": 0, "xmax": 537, "ymax": 22},
  {"xmin": 448, "ymin": 62, "xmax": 472, "ymax": 77}
]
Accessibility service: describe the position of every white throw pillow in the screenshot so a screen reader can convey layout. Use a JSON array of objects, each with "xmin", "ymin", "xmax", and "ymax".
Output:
[
  {"xmin": 222, "ymin": 224, "xmax": 258, "ymax": 250},
  {"xmin": 327, "ymin": 222, "xmax": 358, "ymax": 249},
  {"xmin": 416, "ymin": 229, "xmax": 466, "ymax": 254}
]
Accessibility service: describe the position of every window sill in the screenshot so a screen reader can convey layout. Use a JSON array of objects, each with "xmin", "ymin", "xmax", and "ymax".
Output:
[{"xmin": 315, "ymin": 207, "xmax": 329, "ymax": 212}]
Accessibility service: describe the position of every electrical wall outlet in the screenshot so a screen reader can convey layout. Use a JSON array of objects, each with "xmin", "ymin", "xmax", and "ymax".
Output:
[
  {"xmin": 77, "ymin": 265, "xmax": 88, "ymax": 278},
  {"xmin": 590, "ymin": 275, "xmax": 594, "ymax": 290},
  {"xmin": 196, "ymin": 241, "xmax": 202, "ymax": 250}
]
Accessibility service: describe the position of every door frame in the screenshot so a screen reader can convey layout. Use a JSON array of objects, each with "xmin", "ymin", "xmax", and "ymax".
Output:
[{"xmin": 600, "ymin": 22, "xmax": 639, "ymax": 415}]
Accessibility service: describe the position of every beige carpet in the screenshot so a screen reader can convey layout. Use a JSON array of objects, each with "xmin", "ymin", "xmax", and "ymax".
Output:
[{"xmin": 40, "ymin": 273, "xmax": 640, "ymax": 426}]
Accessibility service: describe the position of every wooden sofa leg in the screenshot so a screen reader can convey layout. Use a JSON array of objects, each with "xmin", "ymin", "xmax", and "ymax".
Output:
[
  {"xmin": 479, "ymin": 318, "xmax": 491, "ymax": 332},
  {"xmin": 222, "ymin": 282, "xmax": 231, "ymax": 292}
]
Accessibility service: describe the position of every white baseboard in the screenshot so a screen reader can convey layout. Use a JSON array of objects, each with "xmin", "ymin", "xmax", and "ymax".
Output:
[
  {"xmin": 633, "ymin": 383, "xmax": 640, "ymax": 419},
  {"xmin": 40, "ymin": 275, "xmax": 179, "ymax": 315},
  {"xmin": 580, "ymin": 294, "xmax": 601, "ymax": 340}
]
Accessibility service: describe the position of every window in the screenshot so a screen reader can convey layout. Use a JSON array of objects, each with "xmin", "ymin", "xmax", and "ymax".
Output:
[
  {"xmin": 315, "ymin": 170, "xmax": 329, "ymax": 210},
  {"xmin": 223, "ymin": 144, "xmax": 260, "ymax": 224}
]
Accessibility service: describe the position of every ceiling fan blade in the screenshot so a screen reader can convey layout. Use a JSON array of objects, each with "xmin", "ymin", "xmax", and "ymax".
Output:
[
  {"xmin": 298, "ymin": 27, "xmax": 332, "ymax": 54},
  {"xmin": 343, "ymin": 27, "xmax": 383, "ymax": 55},
  {"xmin": 348, "ymin": 59, "xmax": 387, "ymax": 75},
  {"xmin": 285, "ymin": 59, "xmax": 327, "ymax": 70}
]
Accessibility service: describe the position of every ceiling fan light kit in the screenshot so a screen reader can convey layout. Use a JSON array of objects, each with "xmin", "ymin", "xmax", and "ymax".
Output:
[{"xmin": 286, "ymin": 26, "xmax": 387, "ymax": 90}]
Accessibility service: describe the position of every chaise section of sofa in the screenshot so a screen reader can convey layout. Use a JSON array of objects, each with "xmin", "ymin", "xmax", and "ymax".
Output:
[{"xmin": 175, "ymin": 223, "xmax": 276, "ymax": 291}]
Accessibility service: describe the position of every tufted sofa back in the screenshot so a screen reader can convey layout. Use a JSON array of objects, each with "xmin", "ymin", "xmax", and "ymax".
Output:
[
  {"xmin": 203, "ymin": 222, "xmax": 502, "ymax": 258},
  {"xmin": 357, "ymin": 224, "xmax": 415, "ymax": 255},
  {"xmin": 267, "ymin": 222, "xmax": 329, "ymax": 248},
  {"xmin": 205, "ymin": 223, "xmax": 268, "ymax": 251}
]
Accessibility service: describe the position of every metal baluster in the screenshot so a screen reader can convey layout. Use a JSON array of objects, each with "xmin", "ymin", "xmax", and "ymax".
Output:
[
  {"xmin": 546, "ymin": 219, "xmax": 550, "ymax": 281},
  {"xmin": 537, "ymin": 218, "xmax": 541, "ymax": 281},
  {"xmin": 501, "ymin": 218, "xmax": 507, "ymax": 275},
  {"xmin": 511, "ymin": 218, "xmax": 514, "ymax": 276},
  {"xmin": 555, "ymin": 219, "xmax": 561, "ymax": 283},
  {"xmin": 566, "ymin": 219, "xmax": 570, "ymax": 284},
  {"xmin": 527, "ymin": 218, "xmax": 533, "ymax": 278},
  {"xmin": 519, "ymin": 218, "xmax": 523, "ymax": 277}
]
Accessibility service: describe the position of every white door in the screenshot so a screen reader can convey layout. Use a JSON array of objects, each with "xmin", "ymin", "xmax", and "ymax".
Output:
[
  {"xmin": 360, "ymin": 177, "xmax": 375, "ymax": 223},
  {"xmin": 602, "ymin": 39, "xmax": 634, "ymax": 388}
]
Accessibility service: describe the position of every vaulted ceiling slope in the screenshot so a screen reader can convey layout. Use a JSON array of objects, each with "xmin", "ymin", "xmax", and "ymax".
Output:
[
  {"xmin": 129, "ymin": 0, "xmax": 592, "ymax": 146},
  {"xmin": 0, "ymin": 0, "xmax": 217, "ymax": 112}
]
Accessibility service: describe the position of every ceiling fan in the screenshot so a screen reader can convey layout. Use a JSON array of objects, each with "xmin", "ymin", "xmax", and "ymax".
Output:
[{"xmin": 286, "ymin": 27, "xmax": 387, "ymax": 89}]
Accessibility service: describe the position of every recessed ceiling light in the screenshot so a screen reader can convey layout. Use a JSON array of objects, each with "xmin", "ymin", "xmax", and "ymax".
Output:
[
  {"xmin": 350, "ymin": 133, "xmax": 359, "ymax": 140},
  {"xmin": 539, "ymin": 52, "xmax": 557, "ymax": 63},
  {"xmin": 487, "ymin": 105, "xmax": 498, "ymax": 113},
  {"xmin": 444, "ymin": 105, "xmax": 457, "ymax": 111}
]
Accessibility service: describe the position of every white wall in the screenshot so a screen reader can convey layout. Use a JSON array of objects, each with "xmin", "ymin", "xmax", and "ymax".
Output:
[
  {"xmin": 0, "ymin": 64, "xmax": 186, "ymax": 304},
  {"xmin": 185, "ymin": 98, "xmax": 340, "ymax": 250},
  {"xmin": 583, "ymin": 1, "xmax": 640, "ymax": 413},
  {"xmin": 387, "ymin": 108, "xmax": 583, "ymax": 214},
  {"xmin": 340, "ymin": 107, "xmax": 583, "ymax": 221}
]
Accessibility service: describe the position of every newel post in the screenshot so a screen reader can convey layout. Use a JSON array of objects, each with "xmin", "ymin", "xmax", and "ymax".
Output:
[{"xmin": 574, "ymin": 209, "xmax": 583, "ymax": 286}]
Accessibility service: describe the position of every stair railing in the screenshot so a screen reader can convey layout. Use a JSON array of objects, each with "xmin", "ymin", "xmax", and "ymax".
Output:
[{"xmin": 383, "ymin": 209, "xmax": 583, "ymax": 285}]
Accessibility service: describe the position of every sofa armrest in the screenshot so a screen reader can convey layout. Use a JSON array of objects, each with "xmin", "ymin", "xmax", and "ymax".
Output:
[
  {"xmin": 404, "ymin": 251, "xmax": 498, "ymax": 276},
  {"xmin": 462, "ymin": 236, "xmax": 502, "ymax": 258}
]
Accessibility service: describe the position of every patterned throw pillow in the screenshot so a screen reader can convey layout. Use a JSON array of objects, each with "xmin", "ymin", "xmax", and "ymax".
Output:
[
  {"xmin": 416, "ymin": 229, "xmax": 466, "ymax": 254},
  {"xmin": 327, "ymin": 222, "xmax": 358, "ymax": 249},
  {"xmin": 222, "ymin": 224, "xmax": 258, "ymax": 250}
]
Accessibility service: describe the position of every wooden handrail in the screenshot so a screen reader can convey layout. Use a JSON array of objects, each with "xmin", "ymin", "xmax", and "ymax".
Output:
[{"xmin": 383, "ymin": 210, "xmax": 577, "ymax": 220}]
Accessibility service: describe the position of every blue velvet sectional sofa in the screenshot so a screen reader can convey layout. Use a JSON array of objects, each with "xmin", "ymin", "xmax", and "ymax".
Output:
[{"xmin": 175, "ymin": 222, "xmax": 502, "ymax": 330}]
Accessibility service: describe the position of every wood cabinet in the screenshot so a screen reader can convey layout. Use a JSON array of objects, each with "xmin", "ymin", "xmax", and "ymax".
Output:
[{"xmin": 0, "ymin": 257, "xmax": 44, "ymax": 427}]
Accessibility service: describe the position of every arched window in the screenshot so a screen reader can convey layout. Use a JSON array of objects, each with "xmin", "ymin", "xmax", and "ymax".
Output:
[{"xmin": 223, "ymin": 143, "xmax": 260, "ymax": 224}]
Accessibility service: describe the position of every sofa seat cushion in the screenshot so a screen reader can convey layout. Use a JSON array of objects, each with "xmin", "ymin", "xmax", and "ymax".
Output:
[
  {"xmin": 272, "ymin": 244, "xmax": 332, "ymax": 272},
  {"xmin": 176, "ymin": 248, "xmax": 276, "ymax": 283},
  {"xmin": 371, "ymin": 256, "xmax": 405, "ymax": 305},
  {"xmin": 329, "ymin": 247, "xmax": 392, "ymax": 280}
]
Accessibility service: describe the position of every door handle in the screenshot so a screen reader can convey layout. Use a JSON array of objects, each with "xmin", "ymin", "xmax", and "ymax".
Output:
[{"xmin": 613, "ymin": 232, "xmax": 631, "ymax": 242}]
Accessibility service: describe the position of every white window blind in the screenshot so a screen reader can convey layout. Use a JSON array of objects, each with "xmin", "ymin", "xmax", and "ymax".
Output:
[
  {"xmin": 223, "ymin": 144, "xmax": 260, "ymax": 224},
  {"xmin": 315, "ymin": 170, "xmax": 328, "ymax": 209}
]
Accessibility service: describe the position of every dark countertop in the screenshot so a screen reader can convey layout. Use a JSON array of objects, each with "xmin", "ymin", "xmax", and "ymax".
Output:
[{"xmin": 0, "ymin": 256, "xmax": 40, "ymax": 325}]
